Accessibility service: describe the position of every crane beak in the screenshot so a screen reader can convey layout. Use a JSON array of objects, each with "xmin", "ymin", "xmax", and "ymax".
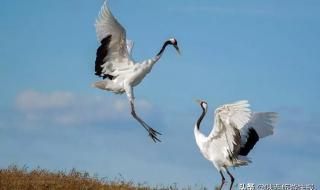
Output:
[
  {"xmin": 174, "ymin": 45, "xmax": 180, "ymax": 55},
  {"xmin": 194, "ymin": 99, "xmax": 202, "ymax": 104}
]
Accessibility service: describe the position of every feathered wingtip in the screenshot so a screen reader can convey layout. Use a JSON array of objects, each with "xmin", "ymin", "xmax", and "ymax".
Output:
[
  {"xmin": 248, "ymin": 112, "xmax": 279, "ymax": 138},
  {"xmin": 233, "ymin": 100, "xmax": 249, "ymax": 105},
  {"xmin": 96, "ymin": 0, "xmax": 110, "ymax": 24},
  {"xmin": 221, "ymin": 100, "xmax": 251, "ymax": 112},
  {"xmin": 231, "ymin": 100, "xmax": 250, "ymax": 108},
  {"xmin": 216, "ymin": 100, "xmax": 250, "ymax": 112},
  {"xmin": 268, "ymin": 112, "xmax": 278, "ymax": 124},
  {"xmin": 95, "ymin": 0, "xmax": 113, "ymax": 42},
  {"xmin": 264, "ymin": 112, "xmax": 278, "ymax": 135}
]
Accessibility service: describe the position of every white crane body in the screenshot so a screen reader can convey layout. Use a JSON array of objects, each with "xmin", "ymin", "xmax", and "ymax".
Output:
[
  {"xmin": 94, "ymin": 58, "xmax": 157, "ymax": 93},
  {"xmin": 194, "ymin": 100, "xmax": 277, "ymax": 190}
]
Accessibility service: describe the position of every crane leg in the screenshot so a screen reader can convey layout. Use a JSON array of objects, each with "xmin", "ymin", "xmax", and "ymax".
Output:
[
  {"xmin": 218, "ymin": 171, "xmax": 225, "ymax": 190},
  {"xmin": 130, "ymin": 101, "xmax": 161, "ymax": 142},
  {"xmin": 124, "ymin": 85, "xmax": 161, "ymax": 142},
  {"xmin": 226, "ymin": 168, "xmax": 235, "ymax": 190}
]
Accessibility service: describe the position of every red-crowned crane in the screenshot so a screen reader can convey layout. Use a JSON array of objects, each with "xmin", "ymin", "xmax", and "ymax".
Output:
[
  {"xmin": 92, "ymin": 1, "xmax": 180, "ymax": 142},
  {"xmin": 194, "ymin": 100, "xmax": 277, "ymax": 189}
]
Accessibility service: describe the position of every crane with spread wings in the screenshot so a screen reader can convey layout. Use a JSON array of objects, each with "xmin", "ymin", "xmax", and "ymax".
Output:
[
  {"xmin": 92, "ymin": 1, "xmax": 180, "ymax": 142},
  {"xmin": 194, "ymin": 100, "xmax": 277, "ymax": 190}
]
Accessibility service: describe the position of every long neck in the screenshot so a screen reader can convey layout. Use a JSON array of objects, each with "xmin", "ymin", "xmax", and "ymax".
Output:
[
  {"xmin": 157, "ymin": 40, "xmax": 171, "ymax": 56},
  {"xmin": 146, "ymin": 40, "xmax": 172, "ymax": 66},
  {"xmin": 195, "ymin": 106, "xmax": 206, "ymax": 131},
  {"xmin": 194, "ymin": 106, "xmax": 207, "ymax": 147}
]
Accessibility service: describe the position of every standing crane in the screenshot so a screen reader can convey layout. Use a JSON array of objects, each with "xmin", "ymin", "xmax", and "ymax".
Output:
[
  {"xmin": 92, "ymin": 1, "xmax": 180, "ymax": 142},
  {"xmin": 194, "ymin": 100, "xmax": 277, "ymax": 190}
]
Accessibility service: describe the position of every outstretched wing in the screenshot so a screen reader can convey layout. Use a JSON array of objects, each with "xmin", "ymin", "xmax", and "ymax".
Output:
[
  {"xmin": 208, "ymin": 100, "xmax": 252, "ymax": 160},
  {"xmin": 244, "ymin": 112, "xmax": 278, "ymax": 138},
  {"xmin": 239, "ymin": 112, "xmax": 278, "ymax": 155},
  {"xmin": 95, "ymin": 1, "xmax": 133, "ymax": 78}
]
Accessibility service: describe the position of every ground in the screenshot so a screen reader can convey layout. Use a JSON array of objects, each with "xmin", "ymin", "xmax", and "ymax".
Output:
[{"xmin": 0, "ymin": 165, "xmax": 206, "ymax": 190}]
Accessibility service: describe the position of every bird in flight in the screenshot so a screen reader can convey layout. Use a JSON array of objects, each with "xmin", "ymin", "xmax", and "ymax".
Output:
[
  {"xmin": 92, "ymin": 1, "xmax": 180, "ymax": 142},
  {"xmin": 194, "ymin": 100, "xmax": 277, "ymax": 190}
]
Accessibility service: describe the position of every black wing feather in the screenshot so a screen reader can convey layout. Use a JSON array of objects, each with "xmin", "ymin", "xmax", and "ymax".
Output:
[
  {"xmin": 239, "ymin": 128, "xmax": 259, "ymax": 156},
  {"xmin": 95, "ymin": 35, "xmax": 114, "ymax": 80}
]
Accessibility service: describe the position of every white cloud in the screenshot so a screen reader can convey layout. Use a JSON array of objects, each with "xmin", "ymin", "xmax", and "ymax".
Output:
[
  {"xmin": 16, "ymin": 90, "xmax": 74, "ymax": 111},
  {"xmin": 15, "ymin": 90, "xmax": 155, "ymax": 126}
]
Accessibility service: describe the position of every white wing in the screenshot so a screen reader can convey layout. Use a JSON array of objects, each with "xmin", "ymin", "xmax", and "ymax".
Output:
[
  {"xmin": 239, "ymin": 112, "xmax": 278, "ymax": 155},
  {"xmin": 208, "ymin": 100, "xmax": 252, "ymax": 158},
  {"xmin": 95, "ymin": 1, "xmax": 133, "ymax": 78},
  {"xmin": 211, "ymin": 100, "xmax": 251, "ymax": 135},
  {"xmin": 242, "ymin": 112, "xmax": 278, "ymax": 139}
]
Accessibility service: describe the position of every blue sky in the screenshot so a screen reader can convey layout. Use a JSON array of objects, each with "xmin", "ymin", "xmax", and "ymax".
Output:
[{"xmin": 1, "ymin": 0, "xmax": 320, "ymax": 188}]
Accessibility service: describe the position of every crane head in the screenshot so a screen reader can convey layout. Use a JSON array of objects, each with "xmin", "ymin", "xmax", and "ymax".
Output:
[
  {"xmin": 195, "ymin": 99, "xmax": 208, "ymax": 110},
  {"xmin": 169, "ymin": 38, "xmax": 180, "ymax": 55}
]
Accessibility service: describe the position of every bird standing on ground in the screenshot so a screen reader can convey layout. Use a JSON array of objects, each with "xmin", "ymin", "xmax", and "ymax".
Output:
[
  {"xmin": 92, "ymin": 1, "xmax": 180, "ymax": 142},
  {"xmin": 194, "ymin": 100, "xmax": 277, "ymax": 190}
]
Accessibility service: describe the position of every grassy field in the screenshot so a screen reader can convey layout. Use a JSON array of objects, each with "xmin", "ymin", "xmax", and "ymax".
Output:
[{"xmin": 0, "ymin": 165, "xmax": 206, "ymax": 190}]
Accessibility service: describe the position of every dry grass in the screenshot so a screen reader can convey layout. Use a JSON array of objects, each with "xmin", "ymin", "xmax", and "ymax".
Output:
[
  {"xmin": 0, "ymin": 165, "xmax": 144, "ymax": 190},
  {"xmin": 0, "ymin": 165, "xmax": 205, "ymax": 190}
]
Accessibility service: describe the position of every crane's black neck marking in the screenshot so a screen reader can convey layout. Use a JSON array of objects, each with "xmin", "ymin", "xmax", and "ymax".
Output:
[
  {"xmin": 239, "ymin": 127, "xmax": 259, "ymax": 156},
  {"xmin": 95, "ymin": 35, "xmax": 114, "ymax": 80},
  {"xmin": 196, "ymin": 105, "xmax": 206, "ymax": 130},
  {"xmin": 157, "ymin": 40, "xmax": 173, "ymax": 56}
]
